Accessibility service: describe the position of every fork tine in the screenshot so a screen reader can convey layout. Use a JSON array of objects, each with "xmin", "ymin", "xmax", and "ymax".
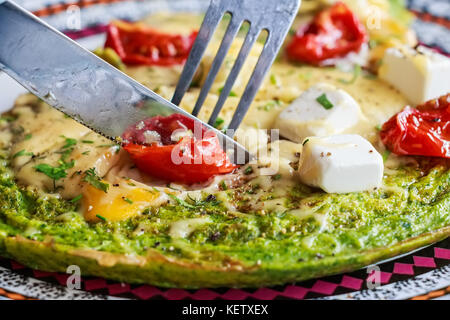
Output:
[
  {"xmin": 227, "ymin": 34, "xmax": 279, "ymax": 132},
  {"xmin": 171, "ymin": 3, "xmax": 224, "ymax": 106},
  {"xmin": 207, "ymin": 26, "xmax": 260, "ymax": 126},
  {"xmin": 191, "ymin": 16, "xmax": 242, "ymax": 117}
]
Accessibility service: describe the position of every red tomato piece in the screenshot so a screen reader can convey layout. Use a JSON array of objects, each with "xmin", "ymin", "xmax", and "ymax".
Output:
[
  {"xmin": 380, "ymin": 94, "xmax": 450, "ymax": 158},
  {"xmin": 286, "ymin": 2, "xmax": 368, "ymax": 65},
  {"xmin": 122, "ymin": 114, "xmax": 237, "ymax": 184},
  {"xmin": 104, "ymin": 20, "xmax": 197, "ymax": 66}
]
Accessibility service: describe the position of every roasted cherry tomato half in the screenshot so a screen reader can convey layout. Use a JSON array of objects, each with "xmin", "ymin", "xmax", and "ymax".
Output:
[
  {"xmin": 286, "ymin": 2, "xmax": 368, "ymax": 65},
  {"xmin": 380, "ymin": 94, "xmax": 450, "ymax": 159},
  {"xmin": 105, "ymin": 20, "xmax": 197, "ymax": 66},
  {"xmin": 122, "ymin": 114, "xmax": 237, "ymax": 184}
]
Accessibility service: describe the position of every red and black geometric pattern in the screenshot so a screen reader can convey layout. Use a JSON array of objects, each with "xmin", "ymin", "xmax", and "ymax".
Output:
[
  {"xmin": 2, "ymin": 0, "xmax": 449, "ymax": 300},
  {"xmin": 1, "ymin": 237, "xmax": 449, "ymax": 300}
]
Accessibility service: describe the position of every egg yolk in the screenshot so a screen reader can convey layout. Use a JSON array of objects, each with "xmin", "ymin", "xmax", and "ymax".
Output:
[{"xmin": 82, "ymin": 183, "xmax": 160, "ymax": 222}]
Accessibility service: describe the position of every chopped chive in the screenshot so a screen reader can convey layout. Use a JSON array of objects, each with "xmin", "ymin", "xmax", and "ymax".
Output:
[
  {"xmin": 214, "ymin": 117, "xmax": 225, "ymax": 129},
  {"xmin": 81, "ymin": 140, "xmax": 94, "ymax": 144},
  {"xmin": 13, "ymin": 149, "xmax": 33, "ymax": 158},
  {"xmin": 60, "ymin": 136, "xmax": 77, "ymax": 149},
  {"xmin": 24, "ymin": 133, "xmax": 32, "ymax": 140},
  {"xmin": 96, "ymin": 214, "xmax": 107, "ymax": 221},
  {"xmin": 270, "ymin": 74, "xmax": 279, "ymax": 86},
  {"xmin": 244, "ymin": 166, "xmax": 254, "ymax": 175},
  {"xmin": 123, "ymin": 197, "xmax": 133, "ymax": 204},
  {"xmin": 83, "ymin": 168, "xmax": 109, "ymax": 193},
  {"xmin": 383, "ymin": 150, "xmax": 391, "ymax": 162},
  {"xmin": 338, "ymin": 65, "xmax": 361, "ymax": 84},
  {"xmin": 70, "ymin": 194, "xmax": 83, "ymax": 203},
  {"xmin": 273, "ymin": 174, "xmax": 282, "ymax": 180},
  {"xmin": 218, "ymin": 87, "xmax": 237, "ymax": 97},
  {"xmin": 220, "ymin": 180, "xmax": 228, "ymax": 190},
  {"xmin": 316, "ymin": 94, "xmax": 334, "ymax": 110},
  {"xmin": 302, "ymin": 138, "xmax": 310, "ymax": 146},
  {"xmin": 82, "ymin": 151, "xmax": 90, "ymax": 155},
  {"xmin": 258, "ymin": 100, "xmax": 281, "ymax": 112},
  {"xmin": 168, "ymin": 194, "xmax": 196, "ymax": 209}
]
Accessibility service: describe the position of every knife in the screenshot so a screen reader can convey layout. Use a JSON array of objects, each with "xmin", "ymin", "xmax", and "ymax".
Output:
[{"xmin": 0, "ymin": 0, "xmax": 250, "ymax": 164}]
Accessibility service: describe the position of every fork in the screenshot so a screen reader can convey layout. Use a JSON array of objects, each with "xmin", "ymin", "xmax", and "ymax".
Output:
[{"xmin": 171, "ymin": 0, "xmax": 301, "ymax": 135}]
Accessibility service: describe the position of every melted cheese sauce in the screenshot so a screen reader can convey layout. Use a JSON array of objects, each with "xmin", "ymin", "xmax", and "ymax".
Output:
[{"xmin": 2, "ymin": 10, "xmax": 413, "ymax": 227}]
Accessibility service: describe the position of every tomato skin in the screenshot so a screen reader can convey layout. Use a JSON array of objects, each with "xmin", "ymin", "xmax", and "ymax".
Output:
[
  {"xmin": 286, "ymin": 2, "xmax": 367, "ymax": 65},
  {"xmin": 104, "ymin": 21, "xmax": 197, "ymax": 66},
  {"xmin": 122, "ymin": 114, "xmax": 237, "ymax": 184},
  {"xmin": 380, "ymin": 94, "xmax": 450, "ymax": 158}
]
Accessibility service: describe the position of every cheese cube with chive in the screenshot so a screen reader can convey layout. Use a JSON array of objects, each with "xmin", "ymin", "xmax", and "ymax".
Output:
[
  {"xmin": 379, "ymin": 45, "xmax": 450, "ymax": 105},
  {"xmin": 298, "ymin": 135, "xmax": 383, "ymax": 194},
  {"xmin": 274, "ymin": 83, "xmax": 361, "ymax": 143}
]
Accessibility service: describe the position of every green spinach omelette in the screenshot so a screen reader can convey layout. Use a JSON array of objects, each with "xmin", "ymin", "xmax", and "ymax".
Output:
[{"xmin": 0, "ymin": 0, "xmax": 449, "ymax": 288}]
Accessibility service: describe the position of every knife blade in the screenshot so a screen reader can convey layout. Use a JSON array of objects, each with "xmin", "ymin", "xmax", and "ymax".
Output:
[{"xmin": 0, "ymin": 0, "xmax": 250, "ymax": 164}]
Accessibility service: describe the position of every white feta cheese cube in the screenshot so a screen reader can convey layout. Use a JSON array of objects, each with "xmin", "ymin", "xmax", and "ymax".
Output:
[
  {"xmin": 274, "ymin": 83, "xmax": 362, "ymax": 143},
  {"xmin": 379, "ymin": 45, "xmax": 450, "ymax": 105},
  {"xmin": 298, "ymin": 134, "xmax": 383, "ymax": 194}
]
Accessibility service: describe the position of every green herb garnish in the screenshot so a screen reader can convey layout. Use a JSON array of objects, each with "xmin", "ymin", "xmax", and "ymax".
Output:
[
  {"xmin": 258, "ymin": 100, "xmax": 281, "ymax": 112},
  {"xmin": 61, "ymin": 136, "xmax": 77, "ymax": 149},
  {"xmin": 338, "ymin": 65, "xmax": 361, "ymax": 84},
  {"xmin": 383, "ymin": 150, "xmax": 391, "ymax": 162},
  {"xmin": 218, "ymin": 87, "xmax": 237, "ymax": 97},
  {"xmin": 13, "ymin": 149, "xmax": 34, "ymax": 158},
  {"xmin": 168, "ymin": 194, "xmax": 195, "ymax": 209},
  {"xmin": 214, "ymin": 117, "xmax": 225, "ymax": 129},
  {"xmin": 0, "ymin": 115, "xmax": 17, "ymax": 122},
  {"xmin": 123, "ymin": 197, "xmax": 133, "ymax": 204},
  {"xmin": 33, "ymin": 135, "xmax": 76, "ymax": 189},
  {"xmin": 273, "ymin": 174, "xmax": 282, "ymax": 180},
  {"xmin": 96, "ymin": 214, "xmax": 107, "ymax": 221},
  {"xmin": 24, "ymin": 133, "xmax": 32, "ymax": 140},
  {"xmin": 316, "ymin": 94, "xmax": 334, "ymax": 110},
  {"xmin": 220, "ymin": 180, "xmax": 228, "ymax": 190},
  {"xmin": 70, "ymin": 194, "xmax": 83, "ymax": 203},
  {"xmin": 83, "ymin": 168, "xmax": 109, "ymax": 193},
  {"xmin": 244, "ymin": 166, "xmax": 254, "ymax": 175},
  {"xmin": 81, "ymin": 140, "xmax": 94, "ymax": 144},
  {"xmin": 34, "ymin": 160, "xmax": 74, "ymax": 181},
  {"xmin": 270, "ymin": 74, "xmax": 279, "ymax": 86},
  {"xmin": 302, "ymin": 138, "xmax": 310, "ymax": 146}
]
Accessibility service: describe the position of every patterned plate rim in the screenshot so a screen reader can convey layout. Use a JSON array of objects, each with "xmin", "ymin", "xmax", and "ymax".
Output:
[{"xmin": 0, "ymin": 0, "xmax": 449, "ymax": 300}]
